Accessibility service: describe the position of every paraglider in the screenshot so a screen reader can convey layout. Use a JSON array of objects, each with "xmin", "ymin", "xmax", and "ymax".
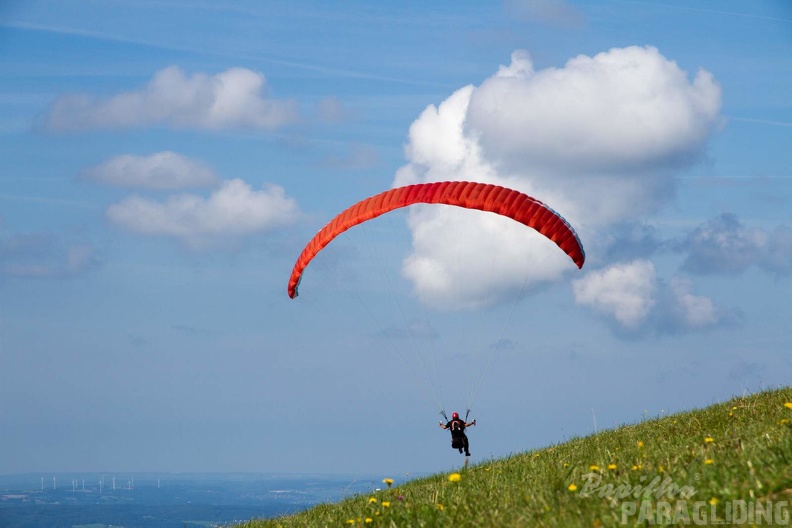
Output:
[
  {"xmin": 286, "ymin": 181, "xmax": 585, "ymax": 457},
  {"xmin": 439, "ymin": 411, "xmax": 476, "ymax": 457}
]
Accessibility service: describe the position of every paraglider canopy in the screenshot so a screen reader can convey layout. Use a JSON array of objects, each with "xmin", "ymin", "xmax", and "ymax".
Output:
[{"xmin": 287, "ymin": 181, "xmax": 585, "ymax": 299}]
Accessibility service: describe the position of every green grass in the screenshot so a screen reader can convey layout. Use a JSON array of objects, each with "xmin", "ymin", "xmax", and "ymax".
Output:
[{"xmin": 236, "ymin": 387, "xmax": 792, "ymax": 527}]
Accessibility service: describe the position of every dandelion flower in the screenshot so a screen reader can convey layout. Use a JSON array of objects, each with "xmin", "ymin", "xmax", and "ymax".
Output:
[
  {"xmin": 704, "ymin": 437, "xmax": 714, "ymax": 443},
  {"xmin": 589, "ymin": 465, "xmax": 600, "ymax": 471},
  {"xmin": 607, "ymin": 463, "xmax": 617, "ymax": 470},
  {"xmin": 346, "ymin": 520, "xmax": 355, "ymax": 525},
  {"xmin": 368, "ymin": 497, "xmax": 377, "ymax": 504},
  {"xmin": 381, "ymin": 501, "xmax": 390, "ymax": 508},
  {"xmin": 448, "ymin": 473, "xmax": 462, "ymax": 483},
  {"xmin": 382, "ymin": 478, "xmax": 394, "ymax": 487},
  {"xmin": 784, "ymin": 402, "xmax": 792, "ymax": 410},
  {"xmin": 709, "ymin": 497, "xmax": 719, "ymax": 506},
  {"xmin": 631, "ymin": 465, "xmax": 639, "ymax": 471},
  {"xmin": 636, "ymin": 441, "xmax": 644, "ymax": 448},
  {"xmin": 436, "ymin": 503, "xmax": 445, "ymax": 511},
  {"xmin": 568, "ymin": 484, "xmax": 578, "ymax": 491},
  {"xmin": 365, "ymin": 518, "xmax": 372, "ymax": 524},
  {"xmin": 705, "ymin": 459, "xmax": 714, "ymax": 465},
  {"xmin": 778, "ymin": 419, "xmax": 790, "ymax": 425}
]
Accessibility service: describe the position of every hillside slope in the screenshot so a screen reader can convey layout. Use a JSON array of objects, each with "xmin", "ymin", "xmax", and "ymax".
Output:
[{"xmin": 237, "ymin": 387, "xmax": 792, "ymax": 527}]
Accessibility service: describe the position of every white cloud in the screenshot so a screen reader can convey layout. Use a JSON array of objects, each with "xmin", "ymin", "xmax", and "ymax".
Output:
[
  {"xmin": 467, "ymin": 46, "xmax": 722, "ymax": 174},
  {"xmin": 573, "ymin": 262, "xmax": 733, "ymax": 334},
  {"xmin": 82, "ymin": 151, "xmax": 219, "ymax": 189},
  {"xmin": 106, "ymin": 179, "xmax": 300, "ymax": 248},
  {"xmin": 668, "ymin": 277, "xmax": 718, "ymax": 328},
  {"xmin": 393, "ymin": 46, "xmax": 722, "ymax": 310},
  {"xmin": 44, "ymin": 66, "xmax": 299, "ymax": 131},
  {"xmin": 572, "ymin": 260, "xmax": 657, "ymax": 329}
]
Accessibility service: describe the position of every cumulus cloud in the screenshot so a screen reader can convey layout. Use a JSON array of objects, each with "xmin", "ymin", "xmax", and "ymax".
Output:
[
  {"xmin": 0, "ymin": 233, "xmax": 97, "ymax": 278},
  {"xmin": 467, "ymin": 47, "xmax": 722, "ymax": 174},
  {"xmin": 572, "ymin": 260, "xmax": 657, "ymax": 329},
  {"xmin": 392, "ymin": 46, "xmax": 722, "ymax": 309},
  {"xmin": 680, "ymin": 213, "xmax": 792, "ymax": 275},
  {"xmin": 573, "ymin": 260, "xmax": 734, "ymax": 334},
  {"xmin": 106, "ymin": 179, "xmax": 301, "ymax": 248},
  {"xmin": 44, "ymin": 66, "xmax": 299, "ymax": 131},
  {"xmin": 81, "ymin": 151, "xmax": 219, "ymax": 189},
  {"xmin": 665, "ymin": 277, "xmax": 719, "ymax": 328}
]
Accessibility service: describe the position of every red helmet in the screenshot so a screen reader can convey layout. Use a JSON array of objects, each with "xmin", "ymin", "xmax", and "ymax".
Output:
[{"xmin": 452, "ymin": 412, "xmax": 459, "ymax": 419}]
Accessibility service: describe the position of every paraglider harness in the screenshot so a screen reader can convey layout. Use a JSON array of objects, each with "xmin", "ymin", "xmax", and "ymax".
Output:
[{"xmin": 441, "ymin": 410, "xmax": 475, "ymax": 449}]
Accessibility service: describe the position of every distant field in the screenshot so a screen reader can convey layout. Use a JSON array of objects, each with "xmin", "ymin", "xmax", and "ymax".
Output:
[{"xmin": 0, "ymin": 473, "xmax": 380, "ymax": 528}]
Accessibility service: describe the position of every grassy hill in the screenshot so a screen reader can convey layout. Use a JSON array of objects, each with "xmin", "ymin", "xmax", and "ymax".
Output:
[{"xmin": 237, "ymin": 387, "xmax": 792, "ymax": 527}]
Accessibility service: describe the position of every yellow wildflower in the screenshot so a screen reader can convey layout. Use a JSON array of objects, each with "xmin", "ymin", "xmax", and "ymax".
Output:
[
  {"xmin": 568, "ymin": 484, "xmax": 578, "ymax": 491},
  {"xmin": 368, "ymin": 497, "xmax": 377, "ymax": 504},
  {"xmin": 448, "ymin": 473, "xmax": 462, "ymax": 483},
  {"xmin": 778, "ymin": 419, "xmax": 790, "ymax": 425},
  {"xmin": 636, "ymin": 441, "xmax": 644, "ymax": 448},
  {"xmin": 658, "ymin": 465, "xmax": 665, "ymax": 473},
  {"xmin": 631, "ymin": 465, "xmax": 639, "ymax": 471},
  {"xmin": 365, "ymin": 518, "xmax": 372, "ymax": 524},
  {"xmin": 705, "ymin": 459, "xmax": 714, "ymax": 465},
  {"xmin": 382, "ymin": 478, "xmax": 394, "ymax": 487},
  {"xmin": 381, "ymin": 501, "xmax": 390, "ymax": 508},
  {"xmin": 607, "ymin": 463, "xmax": 617, "ymax": 470},
  {"xmin": 589, "ymin": 465, "xmax": 600, "ymax": 471},
  {"xmin": 436, "ymin": 503, "xmax": 445, "ymax": 511},
  {"xmin": 784, "ymin": 402, "xmax": 792, "ymax": 410},
  {"xmin": 709, "ymin": 497, "xmax": 719, "ymax": 506},
  {"xmin": 346, "ymin": 520, "xmax": 355, "ymax": 525},
  {"xmin": 704, "ymin": 437, "xmax": 714, "ymax": 443}
]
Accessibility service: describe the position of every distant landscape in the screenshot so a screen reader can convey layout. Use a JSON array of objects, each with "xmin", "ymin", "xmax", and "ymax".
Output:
[{"xmin": 0, "ymin": 473, "xmax": 387, "ymax": 528}]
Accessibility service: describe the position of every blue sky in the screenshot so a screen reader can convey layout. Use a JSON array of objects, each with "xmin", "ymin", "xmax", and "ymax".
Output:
[{"xmin": 1, "ymin": 0, "xmax": 790, "ymax": 477}]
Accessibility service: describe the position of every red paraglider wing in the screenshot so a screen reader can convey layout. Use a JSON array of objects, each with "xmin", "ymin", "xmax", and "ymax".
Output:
[{"xmin": 287, "ymin": 181, "xmax": 585, "ymax": 298}]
